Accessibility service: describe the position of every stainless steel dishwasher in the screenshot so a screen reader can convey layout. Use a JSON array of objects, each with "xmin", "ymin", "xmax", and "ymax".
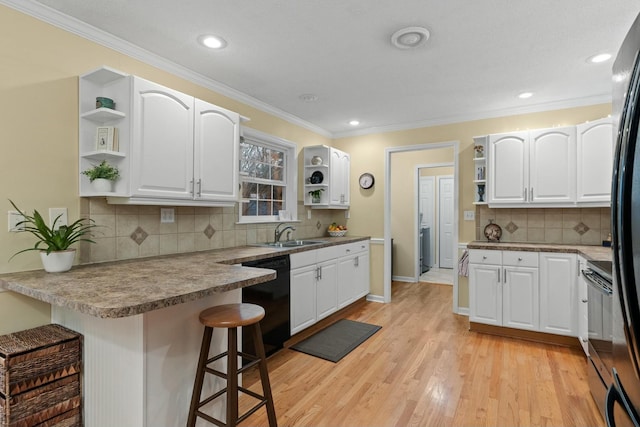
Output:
[{"xmin": 241, "ymin": 255, "xmax": 290, "ymax": 358}]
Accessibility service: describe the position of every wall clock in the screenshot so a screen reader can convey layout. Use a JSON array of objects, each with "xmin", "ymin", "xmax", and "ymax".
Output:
[{"xmin": 359, "ymin": 172, "xmax": 375, "ymax": 189}]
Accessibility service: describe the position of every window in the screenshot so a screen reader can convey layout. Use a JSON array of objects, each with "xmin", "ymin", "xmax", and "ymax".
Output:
[{"xmin": 239, "ymin": 128, "xmax": 297, "ymax": 223}]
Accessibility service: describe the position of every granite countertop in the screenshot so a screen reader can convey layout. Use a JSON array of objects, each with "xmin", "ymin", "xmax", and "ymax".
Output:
[
  {"xmin": 0, "ymin": 236, "xmax": 369, "ymax": 319},
  {"xmin": 467, "ymin": 241, "xmax": 612, "ymax": 261}
]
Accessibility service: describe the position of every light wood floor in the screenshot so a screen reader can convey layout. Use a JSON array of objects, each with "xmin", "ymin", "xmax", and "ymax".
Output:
[{"xmin": 240, "ymin": 281, "xmax": 604, "ymax": 426}]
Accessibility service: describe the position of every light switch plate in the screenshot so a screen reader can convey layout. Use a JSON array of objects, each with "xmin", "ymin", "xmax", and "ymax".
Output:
[
  {"xmin": 464, "ymin": 210, "xmax": 475, "ymax": 221},
  {"xmin": 49, "ymin": 208, "xmax": 68, "ymax": 230},
  {"xmin": 8, "ymin": 211, "xmax": 25, "ymax": 232}
]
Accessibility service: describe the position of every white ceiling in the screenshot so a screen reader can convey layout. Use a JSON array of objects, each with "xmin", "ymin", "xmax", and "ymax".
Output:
[{"xmin": 12, "ymin": 0, "xmax": 640, "ymax": 136}]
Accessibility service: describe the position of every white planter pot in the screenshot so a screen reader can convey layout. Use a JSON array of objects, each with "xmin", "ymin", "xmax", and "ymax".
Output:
[
  {"xmin": 40, "ymin": 249, "xmax": 76, "ymax": 273},
  {"xmin": 91, "ymin": 178, "xmax": 113, "ymax": 193}
]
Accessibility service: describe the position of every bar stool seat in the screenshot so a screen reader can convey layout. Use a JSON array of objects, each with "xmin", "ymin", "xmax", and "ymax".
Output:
[{"xmin": 187, "ymin": 303, "xmax": 277, "ymax": 427}]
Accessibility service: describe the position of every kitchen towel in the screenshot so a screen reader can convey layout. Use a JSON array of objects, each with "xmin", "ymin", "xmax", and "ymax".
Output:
[{"xmin": 458, "ymin": 249, "xmax": 469, "ymax": 277}]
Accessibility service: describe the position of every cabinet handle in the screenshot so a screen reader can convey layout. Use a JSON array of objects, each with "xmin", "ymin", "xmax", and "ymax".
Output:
[
  {"xmin": 319, "ymin": 266, "xmax": 322, "ymax": 280},
  {"xmin": 518, "ymin": 257, "xmax": 523, "ymax": 261},
  {"xmin": 582, "ymin": 299, "xmax": 588, "ymax": 303},
  {"xmin": 530, "ymin": 187, "xmax": 533, "ymax": 200},
  {"xmin": 196, "ymin": 179, "xmax": 202, "ymax": 197},
  {"xmin": 482, "ymin": 255, "xmax": 487, "ymax": 260},
  {"xmin": 316, "ymin": 267, "xmax": 320, "ymax": 280},
  {"xmin": 354, "ymin": 257, "xmax": 359, "ymax": 267},
  {"xmin": 582, "ymin": 338, "xmax": 588, "ymax": 343},
  {"xmin": 503, "ymin": 268, "xmax": 507, "ymax": 284},
  {"xmin": 190, "ymin": 180, "xmax": 194, "ymax": 196},
  {"xmin": 497, "ymin": 269, "xmax": 500, "ymax": 283},
  {"xmin": 524, "ymin": 188, "xmax": 527, "ymax": 201}
]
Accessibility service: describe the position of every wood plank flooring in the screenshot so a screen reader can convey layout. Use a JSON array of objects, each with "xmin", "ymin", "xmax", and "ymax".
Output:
[{"xmin": 240, "ymin": 281, "xmax": 604, "ymax": 426}]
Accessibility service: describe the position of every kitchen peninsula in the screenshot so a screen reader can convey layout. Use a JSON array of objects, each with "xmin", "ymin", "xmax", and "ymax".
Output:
[{"xmin": 0, "ymin": 236, "xmax": 368, "ymax": 427}]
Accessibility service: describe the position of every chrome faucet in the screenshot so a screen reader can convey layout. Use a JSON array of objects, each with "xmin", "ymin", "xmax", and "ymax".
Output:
[{"xmin": 274, "ymin": 223, "xmax": 296, "ymax": 243}]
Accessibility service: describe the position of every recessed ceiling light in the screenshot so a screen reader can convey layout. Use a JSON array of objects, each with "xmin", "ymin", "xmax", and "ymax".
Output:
[
  {"xmin": 588, "ymin": 53, "xmax": 612, "ymax": 63},
  {"xmin": 518, "ymin": 92, "xmax": 533, "ymax": 99},
  {"xmin": 198, "ymin": 35, "xmax": 227, "ymax": 49},
  {"xmin": 349, "ymin": 120, "xmax": 360, "ymax": 126},
  {"xmin": 391, "ymin": 26, "xmax": 430, "ymax": 50}
]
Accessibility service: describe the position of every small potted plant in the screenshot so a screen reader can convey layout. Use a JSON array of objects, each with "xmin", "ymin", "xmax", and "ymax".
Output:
[
  {"xmin": 308, "ymin": 188, "xmax": 324, "ymax": 204},
  {"xmin": 82, "ymin": 160, "xmax": 120, "ymax": 192},
  {"xmin": 9, "ymin": 200, "xmax": 97, "ymax": 272}
]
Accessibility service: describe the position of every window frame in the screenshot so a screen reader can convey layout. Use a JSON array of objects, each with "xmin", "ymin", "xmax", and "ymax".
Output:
[{"xmin": 237, "ymin": 128, "xmax": 298, "ymax": 224}]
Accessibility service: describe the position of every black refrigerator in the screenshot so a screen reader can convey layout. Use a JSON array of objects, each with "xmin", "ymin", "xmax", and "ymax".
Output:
[{"xmin": 608, "ymin": 11, "xmax": 640, "ymax": 427}]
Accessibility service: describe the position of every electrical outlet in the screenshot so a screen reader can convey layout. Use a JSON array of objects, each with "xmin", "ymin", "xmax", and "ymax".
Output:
[
  {"xmin": 307, "ymin": 209, "xmax": 311, "ymax": 220},
  {"xmin": 161, "ymin": 208, "xmax": 175, "ymax": 223},
  {"xmin": 345, "ymin": 210, "xmax": 350, "ymax": 219},
  {"xmin": 49, "ymin": 208, "xmax": 68, "ymax": 230},
  {"xmin": 8, "ymin": 211, "xmax": 25, "ymax": 232},
  {"xmin": 464, "ymin": 210, "xmax": 475, "ymax": 221}
]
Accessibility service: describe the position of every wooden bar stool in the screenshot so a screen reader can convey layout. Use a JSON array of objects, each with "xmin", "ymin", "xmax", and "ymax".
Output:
[{"xmin": 187, "ymin": 303, "xmax": 277, "ymax": 427}]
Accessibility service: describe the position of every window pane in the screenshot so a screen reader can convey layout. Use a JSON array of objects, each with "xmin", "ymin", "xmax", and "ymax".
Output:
[
  {"xmin": 242, "ymin": 201, "xmax": 257, "ymax": 216},
  {"xmin": 272, "ymin": 166, "xmax": 283, "ymax": 181},
  {"xmin": 242, "ymin": 182, "xmax": 258, "ymax": 199},
  {"xmin": 258, "ymin": 201, "xmax": 271, "ymax": 215},
  {"xmin": 273, "ymin": 201, "xmax": 282, "ymax": 212},
  {"xmin": 258, "ymin": 184, "xmax": 272, "ymax": 200},
  {"xmin": 273, "ymin": 186, "xmax": 284, "ymax": 201},
  {"xmin": 271, "ymin": 150, "xmax": 284, "ymax": 166}
]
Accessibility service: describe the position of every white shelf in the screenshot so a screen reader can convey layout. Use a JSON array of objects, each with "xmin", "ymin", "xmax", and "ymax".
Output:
[
  {"xmin": 473, "ymin": 201, "xmax": 488, "ymax": 205},
  {"xmin": 473, "ymin": 179, "xmax": 486, "ymax": 184},
  {"xmin": 81, "ymin": 108, "xmax": 126, "ymax": 123},
  {"xmin": 81, "ymin": 66, "xmax": 128, "ymax": 85},
  {"xmin": 305, "ymin": 164, "xmax": 328, "ymax": 168},
  {"xmin": 81, "ymin": 150, "xmax": 126, "ymax": 161},
  {"xmin": 474, "ymin": 157, "xmax": 486, "ymax": 162}
]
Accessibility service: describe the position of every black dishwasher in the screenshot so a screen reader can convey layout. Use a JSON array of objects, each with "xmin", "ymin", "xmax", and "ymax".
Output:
[{"xmin": 241, "ymin": 255, "xmax": 290, "ymax": 358}]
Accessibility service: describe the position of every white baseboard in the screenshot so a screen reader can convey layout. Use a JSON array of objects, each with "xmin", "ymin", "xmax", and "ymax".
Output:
[
  {"xmin": 392, "ymin": 275, "xmax": 417, "ymax": 283},
  {"xmin": 457, "ymin": 307, "xmax": 469, "ymax": 316},
  {"xmin": 366, "ymin": 294, "xmax": 385, "ymax": 303}
]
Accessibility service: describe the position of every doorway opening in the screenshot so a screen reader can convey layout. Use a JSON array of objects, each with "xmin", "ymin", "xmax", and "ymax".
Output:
[
  {"xmin": 384, "ymin": 141, "xmax": 460, "ymax": 313},
  {"xmin": 416, "ymin": 165, "xmax": 455, "ymax": 286}
]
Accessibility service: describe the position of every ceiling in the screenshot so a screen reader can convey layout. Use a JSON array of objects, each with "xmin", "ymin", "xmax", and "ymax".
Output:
[{"xmin": 14, "ymin": 0, "xmax": 640, "ymax": 136}]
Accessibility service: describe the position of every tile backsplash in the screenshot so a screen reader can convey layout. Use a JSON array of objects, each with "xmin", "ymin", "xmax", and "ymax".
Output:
[
  {"xmin": 80, "ymin": 198, "xmax": 336, "ymax": 264},
  {"xmin": 475, "ymin": 206, "xmax": 611, "ymax": 246}
]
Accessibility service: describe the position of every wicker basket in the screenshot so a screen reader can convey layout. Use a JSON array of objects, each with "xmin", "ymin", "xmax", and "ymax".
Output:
[
  {"xmin": 0, "ymin": 324, "xmax": 82, "ymax": 427},
  {"xmin": 328, "ymin": 230, "xmax": 347, "ymax": 237}
]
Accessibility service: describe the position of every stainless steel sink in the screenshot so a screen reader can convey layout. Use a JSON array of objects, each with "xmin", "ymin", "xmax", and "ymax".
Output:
[{"xmin": 253, "ymin": 240, "xmax": 325, "ymax": 248}]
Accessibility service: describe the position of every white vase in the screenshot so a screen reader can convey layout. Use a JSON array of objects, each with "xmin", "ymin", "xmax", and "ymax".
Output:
[
  {"xmin": 40, "ymin": 249, "xmax": 76, "ymax": 273},
  {"xmin": 91, "ymin": 178, "xmax": 113, "ymax": 193}
]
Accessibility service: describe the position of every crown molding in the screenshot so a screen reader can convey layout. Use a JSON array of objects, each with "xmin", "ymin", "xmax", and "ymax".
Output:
[
  {"xmin": 333, "ymin": 93, "xmax": 612, "ymax": 139},
  {"xmin": 1, "ymin": 0, "xmax": 332, "ymax": 138}
]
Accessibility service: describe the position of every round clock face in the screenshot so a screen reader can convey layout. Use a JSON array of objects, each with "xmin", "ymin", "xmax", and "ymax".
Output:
[{"xmin": 359, "ymin": 173, "xmax": 375, "ymax": 189}]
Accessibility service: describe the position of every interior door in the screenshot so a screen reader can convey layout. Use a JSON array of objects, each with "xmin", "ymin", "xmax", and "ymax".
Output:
[
  {"xmin": 419, "ymin": 176, "xmax": 435, "ymax": 270},
  {"xmin": 438, "ymin": 176, "xmax": 454, "ymax": 269}
]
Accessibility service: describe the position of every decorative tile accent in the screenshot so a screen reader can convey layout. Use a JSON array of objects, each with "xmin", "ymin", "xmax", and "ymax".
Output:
[
  {"xmin": 316, "ymin": 220, "xmax": 322, "ymax": 230},
  {"xmin": 203, "ymin": 224, "xmax": 216, "ymax": 239},
  {"xmin": 573, "ymin": 222, "xmax": 590, "ymax": 235},
  {"xmin": 505, "ymin": 221, "xmax": 519, "ymax": 234},
  {"xmin": 130, "ymin": 226, "xmax": 148, "ymax": 245}
]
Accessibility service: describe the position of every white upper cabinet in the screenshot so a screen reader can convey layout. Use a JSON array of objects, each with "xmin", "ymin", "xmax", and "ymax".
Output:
[
  {"xmin": 576, "ymin": 117, "xmax": 614, "ymax": 204},
  {"xmin": 194, "ymin": 99, "xmax": 239, "ymax": 203},
  {"xmin": 329, "ymin": 148, "xmax": 350, "ymax": 206},
  {"xmin": 131, "ymin": 77, "xmax": 194, "ymax": 200},
  {"xmin": 79, "ymin": 67, "xmax": 240, "ymax": 206},
  {"xmin": 529, "ymin": 126, "xmax": 576, "ymax": 204},
  {"xmin": 303, "ymin": 145, "xmax": 350, "ymax": 209},
  {"xmin": 485, "ymin": 122, "xmax": 615, "ymax": 208},
  {"xmin": 488, "ymin": 131, "xmax": 528, "ymax": 204}
]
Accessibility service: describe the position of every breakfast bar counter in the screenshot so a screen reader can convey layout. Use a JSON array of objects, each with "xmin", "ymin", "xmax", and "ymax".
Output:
[{"xmin": 0, "ymin": 236, "xmax": 368, "ymax": 427}]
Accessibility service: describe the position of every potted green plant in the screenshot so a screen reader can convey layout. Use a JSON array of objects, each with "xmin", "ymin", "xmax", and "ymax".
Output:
[
  {"xmin": 9, "ymin": 200, "xmax": 97, "ymax": 272},
  {"xmin": 308, "ymin": 188, "xmax": 324, "ymax": 204},
  {"xmin": 81, "ymin": 160, "xmax": 120, "ymax": 192}
]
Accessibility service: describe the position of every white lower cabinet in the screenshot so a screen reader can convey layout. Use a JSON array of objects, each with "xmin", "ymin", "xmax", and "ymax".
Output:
[
  {"xmin": 470, "ymin": 249, "xmax": 577, "ymax": 337},
  {"xmin": 578, "ymin": 256, "xmax": 589, "ymax": 355},
  {"xmin": 469, "ymin": 250, "xmax": 538, "ymax": 331},
  {"xmin": 539, "ymin": 252, "xmax": 578, "ymax": 336},
  {"xmin": 290, "ymin": 241, "xmax": 370, "ymax": 335}
]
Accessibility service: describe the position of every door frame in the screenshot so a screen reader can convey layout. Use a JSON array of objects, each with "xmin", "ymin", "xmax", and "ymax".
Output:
[
  {"xmin": 414, "ymin": 164, "xmax": 453, "ymax": 279},
  {"xmin": 385, "ymin": 141, "xmax": 460, "ymax": 313}
]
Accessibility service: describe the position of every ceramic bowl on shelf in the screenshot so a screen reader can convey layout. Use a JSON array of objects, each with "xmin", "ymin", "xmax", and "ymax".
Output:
[{"xmin": 328, "ymin": 230, "xmax": 347, "ymax": 237}]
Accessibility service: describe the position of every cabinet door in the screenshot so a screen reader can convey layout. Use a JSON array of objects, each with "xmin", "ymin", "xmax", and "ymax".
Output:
[
  {"xmin": 329, "ymin": 148, "xmax": 350, "ymax": 206},
  {"xmin": 503, "ymin": 267, "xmax": 539, "ymax": 331},
  {"xmin": 337, "ymin": 256, "xmax": 357, "ymax": 309},
  {"xmin": 529, "ymin": 126, "xmax": 576, "ymax": 204},
  {"xmin": 539, "ymin": 253, "xmax": 578, "ymax": 336},
  {"xmin": 316, "ymin": 260, "xmax": 338, "ymax": 320},
  {"xmin": 194, "ymin": 99, "xmax": 240, "ymax": 202},
  {"xmin": 131, "ymin": 77, "xmax": 194, "ymax": 199},
  {"xmin": 488, "ymin": 132, "xmax": 528, "ymax": 204},
  {"xmin": 469, "ymin": 264, "xmax": 502, "ymax": 326},
  {"xmin": 355, "ymin": 249, "xmax": 370, "ymax": 299},
  {"xmin": 576, "ymin": 118, "xmax": 613, "ymax": 203},
  {"xmin": 290, "ymin": 265, "xmax": 317, "ymax": 335}
]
